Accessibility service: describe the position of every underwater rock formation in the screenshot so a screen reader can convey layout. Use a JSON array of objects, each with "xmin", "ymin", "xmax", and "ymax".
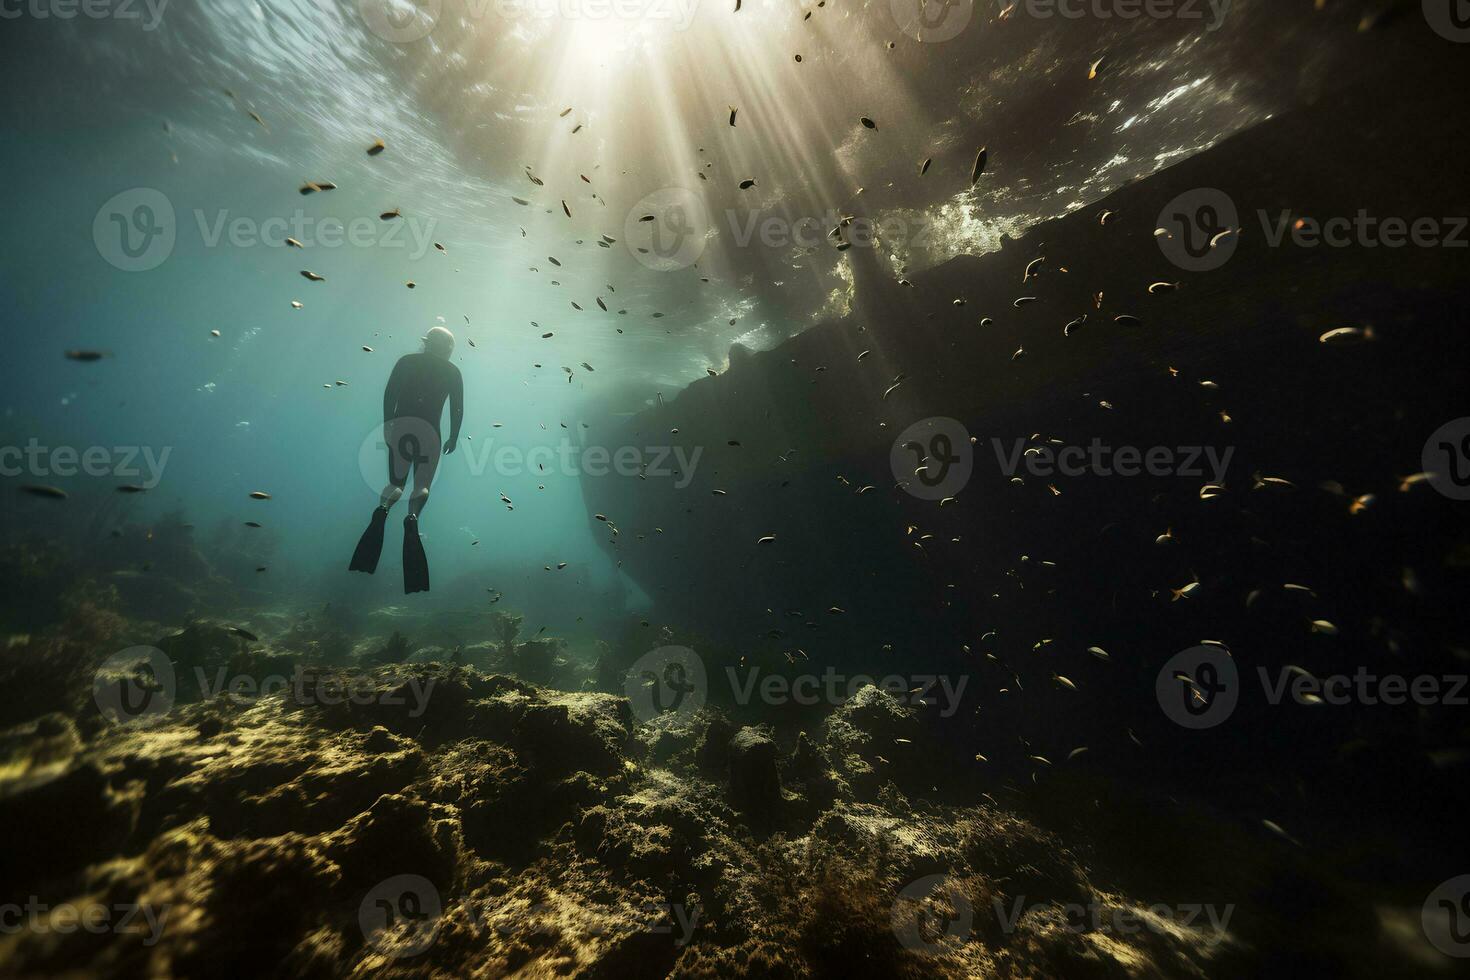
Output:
[{"xmin": 0, "ymin": 622, "xmax": 1424, "ymax": 978}]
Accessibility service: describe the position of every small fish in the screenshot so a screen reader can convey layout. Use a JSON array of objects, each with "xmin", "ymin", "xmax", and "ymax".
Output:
[
  {"xmin": 860, "ymin": 116, "xmax": 877, "ymax": 129},
  {"xmin": 738, "ymin": 178, "xmax": 756, "ymax": 189},
  {"xmin": 229, "ymin": 626, "xmax": 259, "ymax": 641},
  {"xmin": 117, "ymin": 485, "xmax": 148, "ymax": 493},
  {"xmin": 249, "ymin": 491, "xmax": 272, "ymax": 500},
  {"xmin": 728, "ymin": 105, "xmax": 738, "ymax": 126},
  {"xmin": 64, "ymin": 350, "xmax": 106, "ymax": 362},
  {"xmin": 367, "ymin": 138, "xmax": 386, "ymax": 156},
  {"xmin": 21, "ymin": 485, "xmax": 67, "ymax": 499},
  {"xmin": 300, "ymin": 270, "xmax": 325, "ymax": 282},
  {"xmin": 380, "ymin": 209, "xmax": 401, "ymax": 221},
  {"xmin": 1088, "ymin": 56, "xmax": 1106, "ymax": 79},
  {"xmin": 1319, "ymin": 326, "xmax": 1375, "ymax": 345}
]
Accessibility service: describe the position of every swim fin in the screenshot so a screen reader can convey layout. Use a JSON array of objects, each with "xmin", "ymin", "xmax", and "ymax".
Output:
[
  {"xmin": 402, "ymin": 516, "xmax": 430, "ymax": 594},
  {"xmin": 348, "ymin": 506, "xmax": 388, "ymax": 574}
]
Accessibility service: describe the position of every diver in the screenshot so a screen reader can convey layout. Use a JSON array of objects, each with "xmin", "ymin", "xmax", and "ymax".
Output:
[{"xmin": 349, "ymin": 325, "xmax": 463, "ymax": 593}]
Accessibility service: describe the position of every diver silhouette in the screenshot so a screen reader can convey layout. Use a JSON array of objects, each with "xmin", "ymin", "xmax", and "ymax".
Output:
[{"xmin": 349, "ymin": 325, "xmax": 464, "ymax": 593}]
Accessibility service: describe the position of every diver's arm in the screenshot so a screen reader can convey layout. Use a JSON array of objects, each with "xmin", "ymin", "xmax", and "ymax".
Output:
[
  {"xmin": 444, "ymin": 367, "xmax": 463, "ymax": 454},
  {"xmin": 383, "ymin": 358, "xmax": 406, "ymax": 422}
]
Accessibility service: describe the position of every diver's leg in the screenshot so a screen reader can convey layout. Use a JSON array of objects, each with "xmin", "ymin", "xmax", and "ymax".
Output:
[
  {"xmin": 382, "ymin": 418, "xmax": 412, "ymax": 508},
  {"xmin": 350, "ymin": 420, "xmax": 408, "ymax": 573},
  {"xmin": 406, "ymin": 437, "xmax": 441, "ymax": 519},
  {"xmin": 401, "ymin": 430, "xmax": 440, "ymax": 592}
]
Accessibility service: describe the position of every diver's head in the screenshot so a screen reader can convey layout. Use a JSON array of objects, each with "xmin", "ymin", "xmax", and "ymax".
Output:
[{"xmin": 423, "ymin": 326, "xmax": 455, "ymax": 359}]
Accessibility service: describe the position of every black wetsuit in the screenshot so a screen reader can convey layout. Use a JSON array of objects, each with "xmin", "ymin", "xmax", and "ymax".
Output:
[{"xmin": 383, "ymin": 352, "xmax": 463, "ymax": 488}]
